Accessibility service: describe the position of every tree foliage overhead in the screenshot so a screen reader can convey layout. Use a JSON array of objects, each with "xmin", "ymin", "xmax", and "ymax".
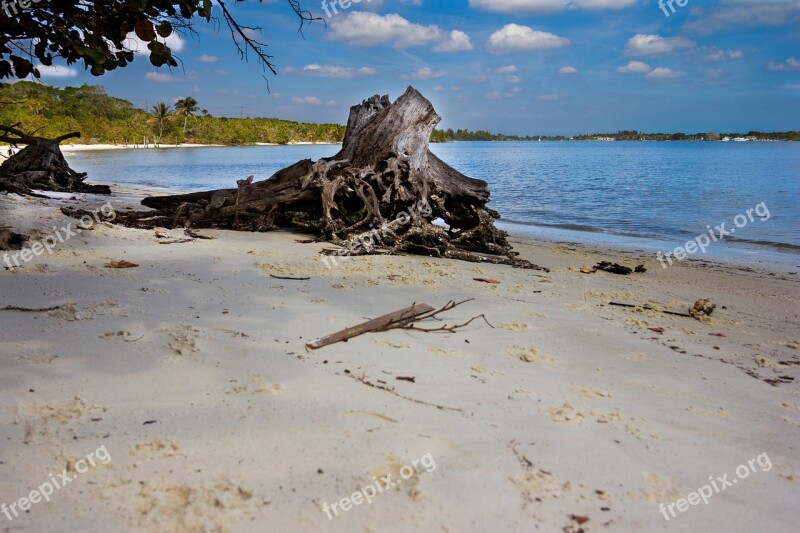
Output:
[{"xmin": 0, "ymin": 0, "xmax": 317, "ymax": 81}]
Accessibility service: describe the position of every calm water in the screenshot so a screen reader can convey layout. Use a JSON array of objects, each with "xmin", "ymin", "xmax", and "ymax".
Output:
[{"xmin": 66, "ymin": 142, "xmax": 800, "ymax": 257}]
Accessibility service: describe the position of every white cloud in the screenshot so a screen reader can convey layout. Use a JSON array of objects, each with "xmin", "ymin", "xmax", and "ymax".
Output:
[
  {"xmin": 433, "ymin": 85, "xmax": 445, "ymax": 92},
  {"xmin": 539, "ymin": 94, "xmax": 562, "ymax": 100},
  {"xmin": 559, "ymin": 65, "xmax": 579, "ymax": 74},
  {"xmin": 405, "ymin": 67, "xmax": 445, "ymax": 80},
  {"xmin": 702, "ymin": 47, "xmax": 743, "ymax": 61},
  {"xmin": 645, "ymin": 67, "xmax": 685, "ymax": 80},
  {"xmin": 469, "ymin": 0, "xmax": 636, "ymax": 14},
  {"xmin": 198, "ymin": 54, "xmax": 218, "ymax": 63},
  {"xmin": 767, "ymin": 57, "xmax": 800, "ymax": 71},
  {"xmin": 124, "ymin": 33, "xmax": 185, "ymax": 54},
  {"xmin": 328, "ymin": 12, "xmax": 472, "ymax": 52},
  {"xmin": 617, "ymin": 60, "xmax": 652, "ymax": 73},
  {"xmin": 144, "ymin": 72, "xmax": 178, "ymax": 82},
  {"xmin": 506, "ymin": 75, "xmax": 522, "ymax": 83},
  {"xmin": 291, "ymin": 96, "xmax": 322, "ymax": 105},
  {"xmin": 684, "ymin": 1, "xmax": 800, "ymax": 35},
  {"xmin": 34, "ymin": 65, "xmax": 78, "ymax": 78},
  {"xmin": 705, "ymin": 69, "xmax": 727, "ymax": 79},
  {"xmin": 624, "ymin": 34, "xmax": 695, "ymax": 56},
  {"xmin": 301, "ymin": 64, "xmax": 377, "ymax": 78},
  {"xmin": 495, "ymin": 65, "xmax": 518, "ymax": 73},
  {"xmin": 433, "ymin": 30, "xmax": 474, "ymax": 52},
  {"xmin": 486, "ymin": 24, "xmax": 570, "ymax": 54}
]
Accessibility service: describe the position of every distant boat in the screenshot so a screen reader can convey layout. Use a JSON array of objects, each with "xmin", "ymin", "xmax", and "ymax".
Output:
[
  {"xmin": 733, "ymin": 137, "xmax": 748, "ymax": 142},
  {"xmin": 722, "ymin": 137, "xmax": 731, "ymax": 142}
]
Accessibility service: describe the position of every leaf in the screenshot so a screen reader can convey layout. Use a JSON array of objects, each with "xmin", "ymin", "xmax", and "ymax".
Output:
[
  {"xmin": 104, "ymin": 260, "xmax": 139, "ymax": 269},
  {"xmin": 156, "ymin": 21, "xmax": 172, "ymax": 38},
  {"xmin": 134, "ymin": 19, "xmax": 156, "ymax": 42},
  {"xmin": 473, "ymin": 277, "xmax": 500, "ymax": 284}
]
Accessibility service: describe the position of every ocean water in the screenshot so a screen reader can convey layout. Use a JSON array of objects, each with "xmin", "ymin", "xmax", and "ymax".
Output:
[{"xmin": 65, "ymin": 141, "xmax": 800, "ymax": 260}]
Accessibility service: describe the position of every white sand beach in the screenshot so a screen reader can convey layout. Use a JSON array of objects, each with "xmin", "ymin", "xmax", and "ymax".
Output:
[{"xmin": 0, "ymin": 188, "xmax": 798, "ymax": 531}]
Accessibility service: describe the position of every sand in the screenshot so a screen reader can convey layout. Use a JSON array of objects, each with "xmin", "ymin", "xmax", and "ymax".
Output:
[{"xmin": 0, "ymin": 188, "xmax": 798, "ymax": 532}]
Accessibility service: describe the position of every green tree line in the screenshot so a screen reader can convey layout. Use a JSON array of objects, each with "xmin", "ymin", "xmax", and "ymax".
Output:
[
  {"xmin": 0, "ymin": 82, "xmax": 347, "ymax": 145},
  {"xmin": 574, "ymin": 130, "xmax": 799, "ymax": 141}
]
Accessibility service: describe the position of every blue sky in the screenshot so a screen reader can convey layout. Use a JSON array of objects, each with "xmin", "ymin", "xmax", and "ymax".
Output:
[{"xmin": 36, "ymin": 0, "xmax": 800, "ymax": 135}]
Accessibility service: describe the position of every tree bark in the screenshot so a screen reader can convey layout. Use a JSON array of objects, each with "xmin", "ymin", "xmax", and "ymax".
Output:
[{"xmin": 111, "ymin": 87, "xmax": 546, "ymax": 270}]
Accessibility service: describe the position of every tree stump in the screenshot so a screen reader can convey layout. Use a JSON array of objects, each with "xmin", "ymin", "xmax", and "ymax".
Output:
[
  {"xmin": 112, "ymin": 87, "xmax": 546, "ymax": 270},
  {"xmin": 0, "ymin": 128, "xmax": 110, "ymax": 196}
]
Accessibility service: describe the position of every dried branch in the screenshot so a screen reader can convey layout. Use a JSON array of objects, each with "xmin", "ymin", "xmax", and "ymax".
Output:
[{"xmin": 380, "ymin": 299, "xmax": 495, "ymax": 333}]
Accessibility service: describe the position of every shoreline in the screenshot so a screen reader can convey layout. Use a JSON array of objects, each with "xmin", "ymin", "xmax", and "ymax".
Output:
[
  {"xmin": 0, "ymin": 187, "xmax": 798, "ymax": 530},
  {"xmin": 0, "ymin": 141, "xmax": 343, "ymax": 159},
  {"xmin": 64, "ymin": 181, "xmax": 800, "ymax": 271}
]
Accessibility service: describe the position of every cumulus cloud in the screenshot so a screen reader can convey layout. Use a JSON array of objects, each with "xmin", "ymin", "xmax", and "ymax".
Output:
[
  {"xmin": 617, "ymin": 60, "xmax": 652, "ymax": 74},
  {"xmin": 433, "ymin": 30, "xmax": 474, "ymax": 52},
  {"xmin": 405, "ymin": 67, "xmax": 446, "ymax": 80},
  {"xmin": 495, "ymin": 65, "xmax": 519, "ymax": 73},
  {"xmin": 645, "ymin": 67, "xmax": 685, "ymax": 80},
  {"xmin": 301, "ymin": 64, "xmax": 377, "ymax": 78},
  {"xmin": 328, "ymin": 12, "xmax": 472, "ymax": 52},
  {"xmin": 291, "ymin": 96, "xmax": 322, "ymax": 105},
  {"xmin": 124, "ymin": 33, "xmax": 185, "ymax": 54},
  {"xmin": 198, "ymin": 54, "xmax": 218, "ymax": 63},
  {"xmin": 767, "ymin": 57, "xmax": 800, "ymax": 71},
  {"xmin": 144, "ymin": 72, "xmax": 177, "ymax": 82},
  {"xmin": 470, "ymin": 0, "xmax": 636, "ymax": 14},
  {"xmin": 702, "ymin": 47, "xmax": 743, "ymax": 61},
  {"xmin": 486, "ymin": 24, "xmax": 570, "ymax": 54},
  {"xmin": 705, "ymin": 69, "xmax": 727, "ymax": 79},
  {"xmin": 559, "ymin": 65, "xmax": 579, "ymax": 74},
  {"xmin": 34, "ymin": 65, "xmax": 79, "ymax": 78},
  {"xmin": 624, "ymin": 34, "xmax": 695, "ymax": 56},
  {"xmin": 684, "ymin": 0, "xmax": 800, "ymax": 35}
]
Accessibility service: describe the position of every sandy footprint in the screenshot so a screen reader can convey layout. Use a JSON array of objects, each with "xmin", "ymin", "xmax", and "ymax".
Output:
[
  {"xmin": 543, "ymin": 402, "xmax": 587, "ymax": 424},
  {"xmin": 130, "ymin": 439, "xmax": 182, "ymax": 458},
  {"xmin": 159, "ymin": 324, "xmax": 201, "ymax": 355},
  {"xmin": 134, "ymin": 479, "xmax": 263, "ymax": 531},
  {"xmin": 573, "ymin": 387, "xmax": 612, "ymax": 399},
  {"xmin": 511, "ymin": 345, "xmax": 558, "ymax": 367},
  {"xmin": 498, "ymin": 323, "xmax": 530, "ymax": 331}
]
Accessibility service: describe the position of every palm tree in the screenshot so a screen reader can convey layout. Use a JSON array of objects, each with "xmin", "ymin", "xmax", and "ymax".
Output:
[
  {"xmin": 174, "ymin": 97, "xmax": 199, "ymax": 136},
  {"xmin": 149, "ymin": 102, "xmax": 172, "ymax": 144}
]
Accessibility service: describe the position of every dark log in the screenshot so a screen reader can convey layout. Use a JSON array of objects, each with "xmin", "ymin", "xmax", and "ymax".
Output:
[
  {"xmin": 109, "ymin": 87, "xmax": 547, "ymax": 270},
  {"xmin": 0, "ymin": 126, "xmax": 110, "ymax": 196}
]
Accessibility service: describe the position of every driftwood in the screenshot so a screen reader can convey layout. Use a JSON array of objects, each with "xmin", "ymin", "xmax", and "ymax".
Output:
[
  {"xmin": 0, "ymin": 125, "xmax": 110, "ymax": 196},
  {"xmin": 307, "ymin": 299, "xmax": 492, "ymax": 349},
  {"xmin": 108, "ymin": 87, "xmax": 547, "ymax": 270},
  {"xmin": 307, "ymin": 303, "xmax": 435, "ymax": 349}
]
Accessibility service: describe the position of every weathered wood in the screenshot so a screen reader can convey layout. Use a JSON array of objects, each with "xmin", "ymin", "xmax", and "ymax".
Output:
[
  {"xmin": 108, "ymin": 87, "xmax": 547, "ymax": 269},
  {"xmin": 307, "ymin": 303, "xmax": 435, "ymax": 349},
  {"xmin": 0, "ymin": 126, "xmax": 110, "ymax": 195}
]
